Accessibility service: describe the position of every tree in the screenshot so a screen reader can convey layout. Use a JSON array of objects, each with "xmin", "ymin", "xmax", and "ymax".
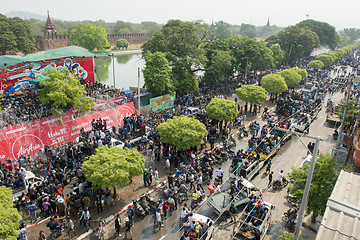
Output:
[
  {"xmin": 0, "ymin": 14, "xmax": 35, "ymax": 55},
  {"xmin": 82, "ymin": 146, "xmax": 145, "ymax": 190},
  {"xmin": 214, "ymin": 21, "xmax": 232, "ymax": 39},
  {"xmin": 341, "ymin": 28, "xmax": 360, "ymax": 44},
  {"xmin": 235, "ymin": 85, "xmax": 267, "ymax": 105},
  {"xmin": 142, "ymin": 52, "xmax": 173, "ymax": 97},
  {"xmin": 202, "ymin": 49, "xmax": 234, "ymax": 83},
  {"xmin": 0, "ymin": 186, "xmax": 22, "ymax": 240},
  {"xmin": 116, "ymin": 39, "xmax": 129, "ymax": 49},
  {"xmin": 315, "ymin": 54, "xmax": 335, "ymax": 66},
  {"xmin": 39, "ymin": 68, "xmax": 95, "ymax": 118},
  {"xmin": 118, "ymin": 28, "xmax": 132, "ymax": 35},
  {"xmin": 279, "ymin": 69, "xmax": 302, "ymax": 86},
  {"xmin": 142, "ymin": 20, "xmax": 211, "ymax": 94},
  {"xmin": 157, "ymin": 115, "xmax": 208, "ymax": 150},
  {"xmin": 261, "ymin": 74, "xmax": 287, "ymax": 93},
  {"xmin": 296, "ymin": 19, "xmax": 339, "ymax": 49},
  {"xmin": 71, "ymin": 21, "xmax": 109, "ymax": 51},
  {"xmin": 206, "ymin": 98, "xmax": 239, "ymax": 122},
  {"xmin": 288, "ymin": 153, "xmax": 339, "ymax": 222},
  {"xmin": 308, "ymin": 60, "xmax": 324, "ymax": 69},
  {"xmin": 291, "ymin": 67, "xmax": 308, "ymax": 79},
  {"xmin": 239, "ymin": 24, "xmax": 257, "ymax": 39},
  {"xmin": 269, "ymin": 26, "xmax": 320, "ymax": 61},
  {"xmin": 229, "ymin": 37, "xmax": 273, "ymax": 74},
  {"xmin": 270, "ymin": 44, "xmax": 285, "ymax": 66}
]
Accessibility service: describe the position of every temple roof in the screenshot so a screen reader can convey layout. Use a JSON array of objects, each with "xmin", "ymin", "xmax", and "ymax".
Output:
[{"xmin": 42, "ymin": 10, "xmax": 58, "ymax": 34}]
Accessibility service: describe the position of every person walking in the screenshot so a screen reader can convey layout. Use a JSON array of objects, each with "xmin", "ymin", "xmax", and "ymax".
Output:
[
  {"xmin": 19, "ymin": 222, "xmax": 27, "ymax": 240},
  {"xmin": 124, "ymin": 217, "xmax": 133, "ymax": 239},
  {"xmin": 197, "ymin": 174, "xmax": 204, "ymax": 192},
  {"xmin": 66, "ymin": 217, "xmax": 76, "ymax": 239},
  {"xmin": 268, "ymin": 171, "xmax": 273, "ymax": 187},
  {"xmin": 115, "ymin": 214, "xmax": 122, "ymax": 237}
]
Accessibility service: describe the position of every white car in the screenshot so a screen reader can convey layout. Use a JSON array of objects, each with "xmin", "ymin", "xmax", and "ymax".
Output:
[{"xmin": 13, "ymin": 171, "xmax": 44, "ymax": 199}]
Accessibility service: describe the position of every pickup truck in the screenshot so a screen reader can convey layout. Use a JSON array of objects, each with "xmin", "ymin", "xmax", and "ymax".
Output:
[
  {"xmin": 181, "ymin": 213, "xmax": 214, "ymax": 239},
  {"xmin": 207, "ymin": 177, "xmax": 261, "ymax": 215},
  {"xmin": 13, "ymin": 171, "xmax": 44, "ymax": 200},
  {"xmin": 232, "ymin": 201, "xmax": 274, "ymax": 240}
]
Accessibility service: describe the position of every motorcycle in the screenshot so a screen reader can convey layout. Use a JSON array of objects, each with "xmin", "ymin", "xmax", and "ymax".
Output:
[
  {"xmin": 282, "ymin": 208, "xmax": 297, "ymax": 232},
  {"xmin": 286, "ymin": 189, "xmax": 300, "ymax": 207},
  {"xmin": 132, "ymin": 199, "xmax": 146, "ymax": 218},
  {"xmin": 144, "ymin": 192, "xmax": 157, "ymax": 208},
  {"xmin": 139, "ymin": 195, "xmax": 151, "ymax": 214},
  {"xmin": 272, "ymin": 177, "xmax": 289, "ymax": 190}
]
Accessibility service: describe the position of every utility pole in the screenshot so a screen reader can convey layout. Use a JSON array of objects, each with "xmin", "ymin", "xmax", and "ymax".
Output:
[
  {"xmin": 274, "ymin": 128, "xmax": 321, "ymax": 240},
  {"xmin": 331, "ymin": 77, "xmax": 353, "ymax": 162},
  {"xmin": 293, "ymin": 137, "xmax": 320, "ymax": 240},
  {"xmin": 112, "ymin": 53, "xmax": 116, "ymax": 88},
  {"xmin": 137, "ymin": 67, "xmax": 141, "ymax": 115}
]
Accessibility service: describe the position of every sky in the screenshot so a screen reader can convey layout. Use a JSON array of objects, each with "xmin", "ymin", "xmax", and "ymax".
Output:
[{"xmin": 2, "ymin": 0, "xmax": 360, "ymax": 30}]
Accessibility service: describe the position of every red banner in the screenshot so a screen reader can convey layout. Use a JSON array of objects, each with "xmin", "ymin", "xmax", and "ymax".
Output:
[
  {"xmin": 0, "ymin": 56, "xmax": 94, "ymax": 96},
  {"xmin": 0, "ymin": 102, "xmax": 136, "ymax": 162}
]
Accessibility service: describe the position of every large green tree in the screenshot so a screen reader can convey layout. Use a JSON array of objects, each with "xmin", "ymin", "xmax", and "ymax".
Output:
[
  {"xmin": 229, "ymin": 37, "xmax": 273, "ymax": 74},
  {"xmin": 158, "ymin": 115, "xmax": 208, "ymax": 150},
  {"xmin": 206, "ymin": 98, "xmax": 239, "ymax": 122},
  {"xmin": 116, "ymin": 39, "xmax": 129, "ymax": 49},
  {"xmin": 142, "ymin": 20, "xmax": 210, "ymax": 94},
  {"xmin": 71, "ymin": 21, "xmax": 109, "ymax": 51},
  {"xmin": 315, "ymin": 54, "xmax": 335, "ymax": 66},
  {"xmin": 239, "ymin": 24, "xmax": 257, "ymax": 39},
  {"xmin": 279, "ymin": 69, "xmax": 302, "ymax": 86},
  {"xmin": 270, "ymin": 44, "xmax": 285, "ymax": 66},
  {"xmin": 288, "ymin": 153, "xmax": 339, "ymax": 222},
  {"xmin": 308, "ymin": 60, "xmax": 324, "ymax": 69},
  {"xmin": 291, "ymin": 67, "xmax": 308, "ymax": 79},
  {"xmin": 0, "ymin": 14, "xmax": 36, "ymax": 55},
  {"xmin": 296, "ymin": 19, "xmax": 339, "ymax": 49},
  {"xmin": 39, "ymin": 68, "xmax": 95, "ymax": 117},
  {"xmin": 214, "ymin": 21, "xmax": 232, "ymax": 39},
  {"xmin": 142, "ymin": 52, "xmax": 173, "ymax": 97},
  {"xmin": 235, "ymin": 85, "xmax": 267, "ymax": 104},
  {"xmin": 267, "ymin": 26, "xmax": 320, "ymax": 61},
  {"xmin": 202, "ymin": 49, "xmax": 234, "ymax": 83},
  {"xmin": 261, "ymin": 74, "xmax": 287, "ymax": 93},
  {"xmin": 82, "ymin": 146, "xmax": 145, "ymax": 189},
  {"xmin": 0, "ymin": 186, "xmax": 22, "ymax": 240}
]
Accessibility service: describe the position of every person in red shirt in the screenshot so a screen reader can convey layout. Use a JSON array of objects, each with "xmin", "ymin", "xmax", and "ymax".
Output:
[
  {"xmin": 188, "ymin": 230, "xmax": 197, "ymax": 239},
  {"xmin": 162, "ymin": 201, "xmax": 169, "ymax": 220}
]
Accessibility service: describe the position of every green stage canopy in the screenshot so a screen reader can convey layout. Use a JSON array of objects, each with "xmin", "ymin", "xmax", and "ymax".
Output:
[{"xmin": 0, "ymin": 46, "xmax": 110, "ymax": 67}]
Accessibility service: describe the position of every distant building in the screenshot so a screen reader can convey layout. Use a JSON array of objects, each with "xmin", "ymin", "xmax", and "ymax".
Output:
[
  {"xmin": 266, "ymin": 17, "xmax": 270, "ymax": 27},
  {"xmin": 42, "ymin": 10, "xmax": 58, "ymax": 36}
]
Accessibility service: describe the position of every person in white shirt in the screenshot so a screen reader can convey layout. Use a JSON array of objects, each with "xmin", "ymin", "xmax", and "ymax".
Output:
[
  {"xmin": 216, "ymin": 168, "xmax": 224, "ymax": 184},
  {"xmin": 277, "ymin": 170, "xmax": 284, "ymax": 181}
]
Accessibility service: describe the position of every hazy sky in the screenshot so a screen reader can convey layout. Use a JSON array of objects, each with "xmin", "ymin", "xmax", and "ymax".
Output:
[{"xmin": 2, "ymin": 0, "xmax": 360, "ymax": 30}]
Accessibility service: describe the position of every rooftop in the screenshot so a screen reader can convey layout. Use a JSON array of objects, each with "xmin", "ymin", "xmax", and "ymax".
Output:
[{"xmin": 315, "ymin": 170, "xmax": 360, "ymax": 240}]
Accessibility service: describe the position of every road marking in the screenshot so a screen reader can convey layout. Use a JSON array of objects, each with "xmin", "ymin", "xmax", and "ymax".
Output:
[{"xmin": 159, "ymin": 234, "xmax": 168, "ymax": 240}]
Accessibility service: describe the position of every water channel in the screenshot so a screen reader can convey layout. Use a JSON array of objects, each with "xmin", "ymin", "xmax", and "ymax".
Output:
[{"xmin": 94, "ymin": 52, "xmax": 145, "ymax": 90}]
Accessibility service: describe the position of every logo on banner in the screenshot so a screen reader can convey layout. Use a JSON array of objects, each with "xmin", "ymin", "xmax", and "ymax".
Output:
[
  {"xmin": 116, "ymin": 104, "xmax": 136, "ymax": 125},
  {"xmin": 12, "ymin": 134, "xmax": 44, "ymax": 160}
]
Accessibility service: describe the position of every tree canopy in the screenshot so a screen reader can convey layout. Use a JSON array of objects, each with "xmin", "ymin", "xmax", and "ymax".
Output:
[
  {"xmin": 315, "ymin": 54, "xmax": 335, "ymax": 66},
  {"xmin": 296, "ymin": 19, "xmax": 339, "ymax": 49},
  {"xmin": 39, "ymin": 68, "xmax": 95, "ymax": 117},
  {"xmin": 142, "ymin": 20, "xmax": 210, "ymax": 94},
  {"xmin": 0, "ymin": 14, "xmax": 36, "ymax": 55},
  {"xmin": 116, "ymin": 39, "xmax": 129, "ymax": 49},
  {"xmin": 267, "ymin": 26, "xmax": 320, "ymax": 61},
  {"xmin": 206, "ymin": 98, "xmax": 239, "ymax": 122},
  {"xmin": 288, "ymin": 153, "xmax": 339, "ymax": 222},
  {"xmin": 158, "ymin": 115, "xmax": 208, "ymax": 150},
  {"xmin": 291, "ymin": 67, "xmax": 308, "ymax": 79},
  {"xmin": 235, "ymin": 85, "xmax": 268, "ymax": 104},
  {"xmin": 142, "ymin": 52, "xmax": 173, "ymax": 97},
  {"xmin": 308, "ymin": 60, "xmax": 324, "ymax": 69},
  {"xmin": 279, "ymin": 69, "xmax": 302, "ymax": 86},
  {"xmin": 82, "ymin": 146, "xmax": 145, "ymax": 189},
  {"xmin": 261, "ymin": 74, "xmax": 287, "ymax": 93},
  {"xmin": 71, "ymin": 21, "xmax": 109, "ymax": 51},
  {"xmin": 239, "ymin": 24, "xmax": 257, "ymax": 39},
  {"xmin": 0, "ymin": 186, "xmax": 22, "ymax": 240}
]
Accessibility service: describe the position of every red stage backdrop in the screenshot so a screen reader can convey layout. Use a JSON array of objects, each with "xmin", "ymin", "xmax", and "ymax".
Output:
[
  {"xmin": 0, "ymin": 102, "xmax": 135, "ymax": 162},
  {"xmin": 0, "ymin": 56, "xmax": 94, "ymax": 96}
]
